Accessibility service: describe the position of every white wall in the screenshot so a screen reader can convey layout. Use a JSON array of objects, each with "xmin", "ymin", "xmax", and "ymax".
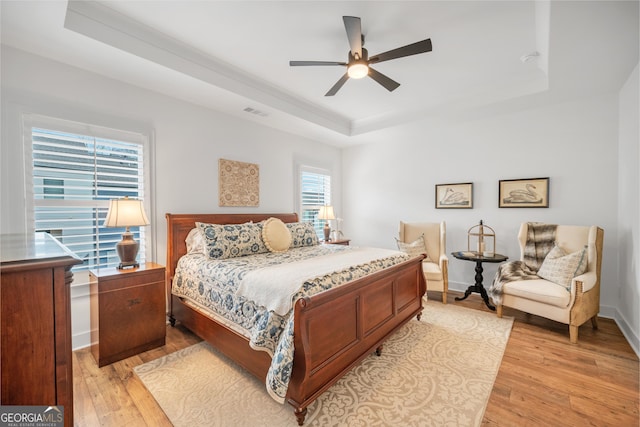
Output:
[
  {"xmin": 1, "ymin": 46, "xmax": 342, "ymax": 349},
  {"xmin": 617, "ymin": 63, "xmax": 640, "ymax": 354},
  {"xmin": 2, "ymin": 45, "xmax": 638, "ymax": 354},
  {"xmin": 342, "ymin": 93, "xmax": 623, "ymax": 323}
]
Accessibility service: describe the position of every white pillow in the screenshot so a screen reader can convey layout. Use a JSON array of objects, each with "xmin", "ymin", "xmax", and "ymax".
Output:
[
  {"xmin": 185, "ymin": 228, "xmax": 205, "ymax": 254},
  {"xmin": 537, "ymin": 244, "xmax": 588, "ymax": 289},
  {"xmin": 396, "ymin": 234, "xmax": 430, "ymax": 261}
]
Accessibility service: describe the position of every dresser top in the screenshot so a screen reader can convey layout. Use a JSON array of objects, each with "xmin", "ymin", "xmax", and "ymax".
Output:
[{"xmin": 1, "ymin": 232, "xmax": 82, "ymax": 266}]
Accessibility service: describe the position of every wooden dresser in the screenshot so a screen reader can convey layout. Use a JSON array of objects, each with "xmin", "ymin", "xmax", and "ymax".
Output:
[{"xmin": 1, "ymin": 232, "xmax": 81, "ymax": 427}]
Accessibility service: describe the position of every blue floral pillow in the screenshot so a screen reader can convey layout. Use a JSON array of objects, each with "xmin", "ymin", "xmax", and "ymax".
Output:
[
  {"xmin": 197, "ymin": 222, "xmax": 268, "ymax": 259},
  {"xmin": 287, "ymin": 222, "xmax": 320, "ymax": 248}
]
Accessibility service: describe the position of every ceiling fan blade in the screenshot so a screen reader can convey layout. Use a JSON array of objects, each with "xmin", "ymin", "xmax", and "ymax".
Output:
[
  {"xmin": 289, "ymin": 61, "xmax": 347, "ymax": 66},
  {"xmin": 325, "ymin": 73, "xmax": 350, "ymax": 96},
  {"xmin": 368, "ymin": 67, "xmax": 400, "ymax": 92},
  {"xmin": 369, "ymin": 39, "xmax": 432, "ymax": 64},
  {"xmin": 343, "ymin": 16, "xmax": 362, "ymax": 58}
]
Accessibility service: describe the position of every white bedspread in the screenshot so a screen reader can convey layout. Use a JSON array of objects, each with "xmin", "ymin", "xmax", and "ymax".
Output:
[{"xmin": 237, "ymin": 246, "xmax": 403, "ymax": 315}]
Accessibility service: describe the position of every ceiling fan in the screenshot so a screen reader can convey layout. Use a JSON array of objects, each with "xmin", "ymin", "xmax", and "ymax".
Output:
[{"xmin": 289, "ymin": 16, "xmax": 432, "ymax": 96}]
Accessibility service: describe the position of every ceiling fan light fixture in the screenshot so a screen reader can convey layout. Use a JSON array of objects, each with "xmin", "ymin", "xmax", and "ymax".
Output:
[
  {"xmin": 289, "ymin": 16, "xmax": 432, "ymax": 95},
  {"xmin": 347, "ymin": 62, "xmax": 369, "ymax": 79}
]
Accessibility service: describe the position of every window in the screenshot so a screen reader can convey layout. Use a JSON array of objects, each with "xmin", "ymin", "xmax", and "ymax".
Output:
[
  {"xmin": 26, "ymin": 116, "xmax": 149, "ymax": 271},
  {"xmin": 299, "ymin": 166, "xmax": 332, "ymax": 238}
]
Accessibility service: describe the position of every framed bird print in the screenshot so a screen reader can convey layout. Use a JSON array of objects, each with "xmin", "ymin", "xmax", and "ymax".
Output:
[
  {"xmin": 499, "ymin": 177, "xmax": 549, "ymax": 208},
  {"xmin": 435, "ymin": 182, "xmax": 473, "ymax": 209}
]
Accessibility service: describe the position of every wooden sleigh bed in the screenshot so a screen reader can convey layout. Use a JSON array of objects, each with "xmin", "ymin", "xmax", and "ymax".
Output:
[{"xmin": 165, "ymin": 213, "xmax": 426, "ymax": 425}]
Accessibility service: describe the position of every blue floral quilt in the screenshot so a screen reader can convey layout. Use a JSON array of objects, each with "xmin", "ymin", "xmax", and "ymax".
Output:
[{"xmin": 171, "ymin": 244, "xmax": 410, "ymax": 402}]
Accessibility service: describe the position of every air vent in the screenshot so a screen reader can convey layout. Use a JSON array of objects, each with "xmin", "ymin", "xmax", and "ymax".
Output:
[
  {"xmin": 243, "ymin": 107, "xmax": 268, "ymax": 117},
  {"xmin": 520, "ymin": 51, "xmax": 540, "ymax": 63}
]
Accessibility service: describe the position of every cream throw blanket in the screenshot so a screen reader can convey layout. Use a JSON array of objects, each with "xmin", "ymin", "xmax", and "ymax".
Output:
[
  {"xmin": 238, "ymin": 247, "xmax": 405, "ymax": 316},
  {"xmin": 489, "ymin": 223, "xmax": 557, "ymax": 305}
]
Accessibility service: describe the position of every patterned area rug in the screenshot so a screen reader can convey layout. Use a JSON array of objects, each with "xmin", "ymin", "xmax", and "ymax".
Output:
[{"xmin": 134, "ymin": 302, "xmax": 513, "ymax": 426}]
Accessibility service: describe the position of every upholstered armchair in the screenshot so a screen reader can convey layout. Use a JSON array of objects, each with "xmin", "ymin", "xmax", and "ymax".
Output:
[
  {"xmin": 494, "ymin": 223, "xmax": 604, "ymax": 343},
  {"xmin": 398, "ymin": 221, "xmax": 448, "ymax": 303}
]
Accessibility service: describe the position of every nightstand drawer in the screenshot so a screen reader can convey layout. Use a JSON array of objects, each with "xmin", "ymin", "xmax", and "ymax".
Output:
[
  {"xmin": 324, "ymin": 239, "xmax": 351, "ymax": 246},
  {"xmin": 90, "ymin": 262, "xmax": 166, "ymax": 367},
  {"xmin": 98, "ymin": 281, "xmax": 165, "ymax": 360},
  {"xmin": 94, "ymin": 269, "xmax": 164, "ymax": 292}
]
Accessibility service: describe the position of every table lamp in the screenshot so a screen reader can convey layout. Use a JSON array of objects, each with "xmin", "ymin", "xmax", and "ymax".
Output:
[
  {"xmin": 104, "ymin": 196, "xmax": 150, "ymax": 269},
  {"xmin": 318, "ymin": 205, "xmax": 335, "ymax": 242}
]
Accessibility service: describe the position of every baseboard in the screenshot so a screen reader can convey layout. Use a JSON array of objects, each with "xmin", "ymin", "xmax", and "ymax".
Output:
[
  {"xmin": 450, "ymin": 281, "xmax": 639, "ymax": 357},
  {"xmin": 447, "ymin": 281, "xmax": 468, "ymax": 294},
  {"xmin": 70, "ymin": 278, "xmax": 92, "ymax": 351},
  {"xmin": 73, "ymin": 331, "xmax": 92, "ymax": 351},
  {"xmin": 602, "ymin": 305, "xmax": 640, "ymax": 358}
]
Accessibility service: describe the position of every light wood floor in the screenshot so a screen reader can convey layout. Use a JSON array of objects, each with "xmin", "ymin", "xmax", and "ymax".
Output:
[{"xmin": 73, "ymin": 291, "xmax": 639, "ymax": 426}]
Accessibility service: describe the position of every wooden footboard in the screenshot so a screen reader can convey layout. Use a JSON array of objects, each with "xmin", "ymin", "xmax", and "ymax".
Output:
[
  {"xmin": 288, "ymin": 255, "xmax": 425, "ymax": 424},
  {"xmin": 165, "ymin": 213, "xmax": 426, "ymax": 425}
]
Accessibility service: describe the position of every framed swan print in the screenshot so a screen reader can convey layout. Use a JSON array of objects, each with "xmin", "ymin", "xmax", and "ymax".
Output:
[
  {"xmin": 499, "ymin": 177, "xmax": 549, "ymax": 208},
  {"xmin": 435, "ymin": 182, "xmax": 473, "ymax": 209}
]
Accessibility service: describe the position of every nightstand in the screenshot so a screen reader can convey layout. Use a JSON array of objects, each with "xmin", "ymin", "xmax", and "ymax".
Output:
[
  {"xmin": 89, "ymin": 262, "xmax": 166, "ymax": 367},
  {"xmin": 324, "ymin": 239, "xmax": 351, "ymax": 246}
]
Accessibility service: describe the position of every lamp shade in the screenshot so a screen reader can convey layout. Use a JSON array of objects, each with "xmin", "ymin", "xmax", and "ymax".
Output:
[
  {"xmin": 104, "ymin": 197, "xmax": 149, "ymax": 269},
  {"xmin": 104, "ymin": 197, "xmax": 150, "ymax": 228},
  {"xmin": 317, "ymin": 205, "xmax": 335, "ymax": 221}
]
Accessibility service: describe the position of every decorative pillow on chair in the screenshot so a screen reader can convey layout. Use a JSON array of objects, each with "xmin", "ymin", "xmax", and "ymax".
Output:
[
  {"xmin": 287, "ymin": 222, "xmax": 320, "ymax": 248},
  {"xmin": 396, "ymin": 234, "xmax": 431, "ymax": 261},
  {"xmin": 197, "ymin": 222, "xmax": 268, "ymax": 259},
  {"xmin": 262, "ymin": 217, "xmax": 292, "ymax": 253},
  {"xmin": 537, "ymin": 244, "xmax": 588, "ymax": 289}
]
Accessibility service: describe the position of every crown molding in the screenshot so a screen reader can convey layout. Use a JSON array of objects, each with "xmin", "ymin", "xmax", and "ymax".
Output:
[{"xmin": 64, "ymin": 0, "xmax": 352, "ymax": 136}]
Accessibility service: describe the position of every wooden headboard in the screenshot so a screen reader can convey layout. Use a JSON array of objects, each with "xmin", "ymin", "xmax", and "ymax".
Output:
[{"xmin": 165, "ymin": 212, "xmax": 299, "ymax": 287}]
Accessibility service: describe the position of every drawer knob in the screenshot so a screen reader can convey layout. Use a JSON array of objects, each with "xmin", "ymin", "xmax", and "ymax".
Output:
[{"xmin": 128, "ymin": 298, "xmax": 142, "ymax": 307}]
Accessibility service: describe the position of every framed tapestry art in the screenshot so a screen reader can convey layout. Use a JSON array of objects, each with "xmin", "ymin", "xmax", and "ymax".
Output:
[
  {"xmin": 499, "ymin": 177, "xmax": 549, "ymax": 208},
  {"xmin": 435, "ymin": 182, "xmax": 473, "ymax": 209},
  {"xmin": 218, "ymin": 159, "xmax": 259, "ymax": 207}
]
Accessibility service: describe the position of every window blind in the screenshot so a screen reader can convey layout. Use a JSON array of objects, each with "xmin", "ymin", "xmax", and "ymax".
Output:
[
  {"xmin": 300, "ymin": 167, "xmax": 332, "ymax": 238},
  {"xmin": 30, "ymin": 126, "xmax": 147, "ymax": 271}
]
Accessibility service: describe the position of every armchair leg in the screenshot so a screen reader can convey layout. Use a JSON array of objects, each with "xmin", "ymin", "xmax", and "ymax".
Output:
[
  {"xmin": 442, "ymin": 291, "xmax": 447, "ymax": 304},
  {"xmin": 496, "ymin": 304, "xmax": 503, "ymax": 318},
  {"xmin": 569, "ymin": 325, "xmax": 579, "ymax": 344},
  {"xmin": 591, "ymin": 316, "xmax": 598, "ymax": 330}
]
